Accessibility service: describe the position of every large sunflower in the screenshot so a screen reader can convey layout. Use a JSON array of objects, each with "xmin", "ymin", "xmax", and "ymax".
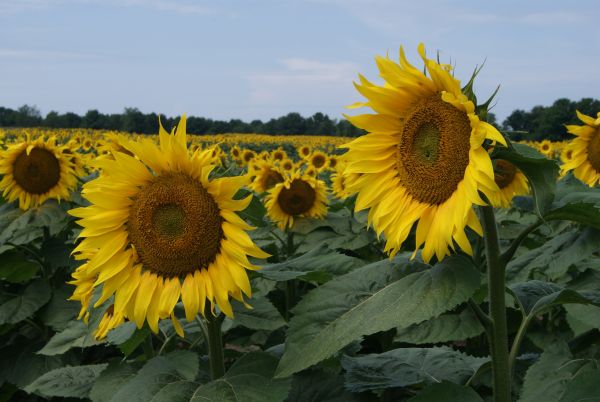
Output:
[
  {"xmin": 0, "ymin": 135, "xmax": 78, "ymax": 209},
  {"xmin": 265, "ymin": 172, "xmax": 328, "ymax": 230},
  {"xmin": 69, "ymin": 116, "xmax": 269, "ymax": 338},
  {"xmin": 561, "ymin": 111, "xmax": 600, "ymax": 186},
  {"xmin": 343, "ymin": 44, "xmax": 506, "ymax": 262}
]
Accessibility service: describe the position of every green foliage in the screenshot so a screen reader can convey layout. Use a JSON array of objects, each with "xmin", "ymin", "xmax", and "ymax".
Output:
[
  {"xmin": 190, "ymin": 352, "xmax": 291, "ymax": 402},
  {"xmin": 341, "ymin": 347, "xmax": 487, "ymax": 391},
  {"xmin": 24, "ymin": 364, "xmax": 108, "ymax": 398},
  {"xmin": 408, "ymin": 381, "xmax": 484, "ymax": 402},
  {"xmin": 275, "ymin": 255, "xmax": 481, "ymax": 377}
]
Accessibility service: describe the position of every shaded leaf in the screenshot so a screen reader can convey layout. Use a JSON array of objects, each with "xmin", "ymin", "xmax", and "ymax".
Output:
[
  {"xmin": 229, "ymin": 297, "xmax": 286, "ymax": 331},
  {"xmin": 276, "ymin": 255, "xmax": 481, "ymax": 378},
  {"xmin": 24, "ymin": 364, "xmax": 108, "ymax": 398},
  {"xmin": 190, "ymin": 352, "xmax": 291, "ymax": 402},
  {"xmin": 0, "ymin": 280, "xmax": 51, "ymax": 325},
  {"xmin": 259, "ymin": 243, "xmax": 364, "ymax": 282},
  {"xmin": 395, "ymin": 308, "xmax": 484, "ymax": 344},
  {"xmin": 38, "ymin": 320, "xmax": 100, "ymax": 355},
  {"xmin": 408, "ymin": 381, "xmax": 484, "ymax": 402},
  {"xmin": 0, "ymin": 250, "xmax": 40, "ymax": 283},
  {"xmin": 558, "ymin": 368, "xmax": 600, "ymax": 402},
  {"xmin": 342, "ymin": 347, "xmax": 487, "ymax": 392}
]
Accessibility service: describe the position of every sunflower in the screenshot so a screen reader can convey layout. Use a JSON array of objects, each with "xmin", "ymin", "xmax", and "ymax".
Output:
[
  {"xmin": 0, "ymin": 135, "xmax": 79, "ymax": 210},
  {"xmin": 538, "ymin": 140, "xmax": 554, "ymax": 158},
  {"xmin": 271, "ymin": 148, "xmax": 287, "ymax": 162},
  {"xmin": 489, "ymin": 159, "xmax": 529, "ymax": 208},
  {"xmin": 68, "ymin": 116, "xmax": 269, "ymax": 339},
  {"xmin": 342, "ymin": 44, "xmax": 506, "ymax": 262},
  {"xmin": 249, "ymin": 161, "xmax": 285, "ymax": 193},
  {"xmin": 279, "ymin": 158, "xmax": 295, "ymax": 173},
  {"xmin": 241, "ymin": 149, "xmax": 256, "ymax": 165},
  {"xmin": 331, "ymin": 161, "xmax": 355, "ymax": 200},
  {"xmin": 298, "ymin": 145, "xmax": 311, "ymax": 159},
  {"xmin": 562, "ymin": 111, "xmax": 600, "ymax": 186},
  {"xmin": 309, "ymin": 151, "xmax": 328, "ymax": 170},
  {"xmin": 328, "ymin": 156, "xmax": 338, "ymax": 169},
  {"xmin": 265, "ymin": 172, "xmax": 328, "ymax": 230}
]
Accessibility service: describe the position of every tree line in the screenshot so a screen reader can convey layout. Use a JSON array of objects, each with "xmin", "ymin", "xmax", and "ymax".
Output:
[
  {"xmin": 0, "ymin": 106, "xmax": 365, "ymax": 137},
  {"xmin": 1, "ymin": 97, "xmax": 598, "ymax": 140}
]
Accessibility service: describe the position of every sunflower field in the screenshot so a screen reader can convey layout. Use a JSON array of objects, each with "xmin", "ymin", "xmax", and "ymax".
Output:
[{"xmin": 1, "ymin": 45, "xmax": 600, "ymax": 402}]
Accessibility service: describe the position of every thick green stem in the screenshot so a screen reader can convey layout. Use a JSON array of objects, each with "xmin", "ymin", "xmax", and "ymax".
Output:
[
  {"xmin": 285, "ymin": 231, "xmax": 296, "ymax": 321},
  {"xmin": 480, "ymin": 205, "xmax": 511, "ymax": 402},
  {"xmin": 205, "ymin": 308, "xmax": 225, "ymax": 380}
]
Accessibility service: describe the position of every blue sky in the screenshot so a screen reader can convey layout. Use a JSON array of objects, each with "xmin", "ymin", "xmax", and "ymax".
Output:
[{"xmin": 1, "ymin": 0, "xmax": 598, "ymax": 124}]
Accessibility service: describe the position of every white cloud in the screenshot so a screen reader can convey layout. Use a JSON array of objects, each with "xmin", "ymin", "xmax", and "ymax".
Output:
[{"xmin": 247, "ymin": 58, "xmax": 359, "ymax": 108}]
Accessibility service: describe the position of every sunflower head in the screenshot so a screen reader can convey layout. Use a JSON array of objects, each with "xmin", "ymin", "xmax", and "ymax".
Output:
[
  {"xmin": 265, "ymin": 172, "xmax": 328, "ymax": 230},
  {"xmin": 298, "ymin": 145, "xmax": 311, "ymax": 159},
  {"xmin": 561, "ymin": 111, "xmax": 600, "ymax": 186},
  {"xmin": 309, "ymin": 151, "xmax": 328, "ymax": 170},
  {"xmin": 0, "ymin": 135, "xmax": 79, "ymax": 209},
  {"xmin": 69, "ymin": 116, "xmax": 269, "ymax": 339},
  {"xmin": 342, "ymin": 43, "xmax": 507, "ymax": 262},
  {"xmin": 489, "ymin": 159, "xmax": 529, "ymax": 208},
  {"xmin": 271, "ymin": 148, "xmax": 287, "ymax": 161},
  {"xmin": 249, "ymin": 161, "xmax": 285, "ymax": 194},
  {"xmin": 242, "ymin": 149, "xmax": 256, "ymax": 165}
]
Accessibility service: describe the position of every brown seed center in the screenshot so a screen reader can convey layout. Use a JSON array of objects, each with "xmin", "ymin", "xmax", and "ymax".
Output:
[
  {"xmin": 127, "ymin": 173, "xmax": 223, "ymax": 277},
  {"xmin": 278, "ymin": 179, "xmax": 316, "ymax": 215},
  {"xmin": 262, "ymin": 170, "xmax": 284, "ymax": 191},
  {"xmin": 12, "ymin": 147, "xmax": 61, "ymax": 195},
  {"xmin": 396, "ymin": 95, "xmax": 471, "ymax": 205},
  {"xmin": 587, "ymin": 129, "xmax": 600, "ymax": 172},
  {"xmin": 494, "ymin": 159, "xmax": 517, "ymax": 189}
]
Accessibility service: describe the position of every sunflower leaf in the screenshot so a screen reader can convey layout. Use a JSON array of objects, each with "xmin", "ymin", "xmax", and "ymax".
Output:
[
  {"xmin": 395, "ymin": 308, "xmax": 484, "ymax": 344},
  {"xmin": 341, "ymin": 347, "xmax": 488, "ymax": 392},
  {"xmin": 408, "ymin": 381, "xmax": 484, "ymax": 402},
  {"xmin": 190, "ymin": 352, "xmax": 291, "ymax": 402},
  {"xmin": 275, "ymin": 255, "xmax": 481, "ymax": 378},
  {"xmin": 0, "ymin": 279, "xmax": 51, "ymax": 325},
  {"xmin": 23, "ymin": 364, "xmax": 108, "ymax": 398}
]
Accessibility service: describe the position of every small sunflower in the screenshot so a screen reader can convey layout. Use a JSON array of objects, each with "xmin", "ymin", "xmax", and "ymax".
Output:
[
  {"xmin": 309, "ymin": 151, "xmax": 328, "ymax": 171},
  {"xmin": 342, "ymin": 44, "xmax": 506, "ymax": 262},
  {"xmin": 328, "ymin": 156, "xmax": 338, "ymax": 169},
  {"xmin": 241, "ymin": 149, "xmax": 256, "ymax": 165},
  {"xmin": 265, "ymin": 172, "xmax": 328, "ymax": 230},
  {"xmin": 249, "ymin": 161, "xmax": 285, "ymax": 194},
  {"xmin": 271, "ymin": 148, "xmax": 287, "ymax": 161},
  {"xmin": 489, "ymin": 159, "xmax": 529, "ymax": 208},
  {"xmin": 279, "ymin": 158, "xmax": 295, "ymax": 173},
  {"xmin": 0, "ymin": 135, "xmax": 78, "ymax": 209},
  {"xmin": 298, "ymin": 145, "xmax": 311, "ymax": 159},
  {"xmin": 562, "ymin": 111, "xmax": 600, "ymax": 186},
  {"xmin": 69, "ymin": 116, "xmax": 269, "ymax": 339},
  {"xmin": 538, "ymin": 140, "xmax": 554, "ymax": 159},
  {"xmin": 331, "ymin": 161, "xmax": 354, "ymax": 200}
]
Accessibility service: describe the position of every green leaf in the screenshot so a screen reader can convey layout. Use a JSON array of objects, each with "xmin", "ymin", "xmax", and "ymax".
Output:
[
  {"xmin": 190, "ymin": 352, "xmax": 291, "ymax": 402},
  {"xmin": 286, "ymin": 369, "xmax": 362, "ymax": 402},
  {"xmin": 228, "ymin": 297, "xmax": 285, "ymax": 331},
  {"xmin": 509, "ymin": 280, "xmax": 600, "ymax": 316},
  {"xmin": 151, "ymin": 381, "xmax": 197, "ymax": 401},
  {"xmin": 519, "ymin": 342, "xmax": 575, "ymax": 402},
  {"xmin": 395, "ymin": 308, "xmax": 484, "ymax": 344},
  {"xmin": 111, "ymin": 350, "xmax": 198, "ymax": 401},
  {"xmin": 341, "ymin": 347, "xmax": 487, "ymax": 392},
  {"xmin": 0, "ymin": 280, "xmax": 51, "ymax": 325},
  {"xmin": 507, "ymin": 226, "xmax": 600, "ymax": 283},
  {"xmin": 37, "ymin": 320, "xmax": 100, "ymax": 355},
  {"xmin": 275, "ymin": 255, "xmax": 481, "ymax": 378},
  {"xmin": 39, "ymin": 284, "xmax": 82, "ymax": 331},
  {"xmin": 89, "ymin": 361, "xmax": 143, "ymax": 402},
  {"xmin": 544, "ymin": 203, "xmax": 600, "ymax": 229},
  {"xmin": 565, "ymin": 304, "xmax": 600, "ymax": 336},
  {"xmin": 493, "ymin": 143, "xmax": 559, "ymax": 216},
  {"xmin": 24, "ymin": 364, "xmax": 108, "ymax": 398},
  {"xmin": 259, "ymin": 243, "xmax": 364, "ymax": 282},
  {"xmin": 239, "ymin": 194, "xmax": 267, "ymax": 227},
  {"xmin": 408, "ymin": 381, "xmax": 484, "ymax": 402},
  {"xmin": 558, "ymin": 369, "xmax": 600, "ymax": 402},
  {"xmin": 4, "ymin": 348, "xmax": 63, "ymax": 389},
  {"xmin": 0, "ymin": 250, "xmax": 40, "ymax": 283}
]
